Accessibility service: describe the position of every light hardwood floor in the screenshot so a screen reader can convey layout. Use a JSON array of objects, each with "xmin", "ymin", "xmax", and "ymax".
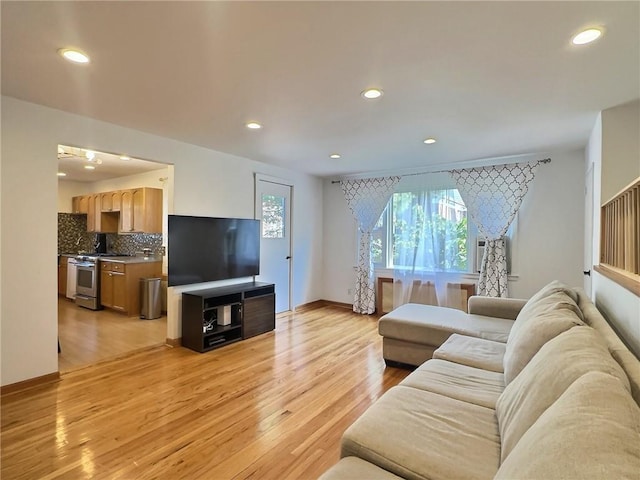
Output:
[
  {"xmin": 2, "ymin": 305, "xmax": 410, "ymax": 480},
  {"xmin": 58, "ymin": 297, "xmax": 167, "ymax": 372}
]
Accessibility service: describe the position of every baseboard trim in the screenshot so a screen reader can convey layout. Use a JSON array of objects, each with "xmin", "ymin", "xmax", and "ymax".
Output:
[
  {"xmin": 294, "ymin": 300, "xmax": 327, "ymax": 312},
  {"xmin": 166, "ymin": 337, "xmax": 181, "ymax": 347},
  {"xmin": 321, "ymin": 300, "xmax": 354, "ymax": 310},
  {"xmin": 1, "ymin": 371, "xmax": 60, "ymax": 395},
  {"xmin": 295, "ymin": 300, "xmax": 353, "ymax": 312}
]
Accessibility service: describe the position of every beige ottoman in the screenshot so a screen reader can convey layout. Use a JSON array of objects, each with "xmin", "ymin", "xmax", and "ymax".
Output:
[{"xmin": 378, "ymin": 303, "xmax": 515, "ymax": 367}]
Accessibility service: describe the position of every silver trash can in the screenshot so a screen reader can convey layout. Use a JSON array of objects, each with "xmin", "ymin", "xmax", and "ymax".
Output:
[{"xmin": 140, "ymin": 277, "xmax": 162, "ymax": 319}]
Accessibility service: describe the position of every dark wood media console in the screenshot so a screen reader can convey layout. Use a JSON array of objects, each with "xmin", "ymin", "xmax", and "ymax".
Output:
[{"xmin": 181, "ymin": 282, "xmax": 275, "ymax": 353}]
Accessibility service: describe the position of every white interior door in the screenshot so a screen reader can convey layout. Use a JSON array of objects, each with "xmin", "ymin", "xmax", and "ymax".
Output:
[
  {"xmin": 584, "ymin": 163, "xmax": 594, "ymax": 296},
  {"xmin": 255, "ymin": 176, "xmax": 292, "ymax": 313}
]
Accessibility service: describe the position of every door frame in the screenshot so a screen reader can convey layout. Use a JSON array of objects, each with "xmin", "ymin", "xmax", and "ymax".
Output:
[{"xmin": 254, "ymin": 173, "xmax": 294, "ymax": 312}]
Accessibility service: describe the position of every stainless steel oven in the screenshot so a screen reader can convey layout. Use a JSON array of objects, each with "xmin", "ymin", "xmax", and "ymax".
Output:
[{"xmin": 75, "ymin": 257, "xmax": 101, "ymax": 310}]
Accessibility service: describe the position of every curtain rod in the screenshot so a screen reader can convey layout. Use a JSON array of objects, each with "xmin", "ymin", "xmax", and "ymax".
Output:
[{"xmin": 331, "ymin": 157, "xmax": 551, "ymax": 184}]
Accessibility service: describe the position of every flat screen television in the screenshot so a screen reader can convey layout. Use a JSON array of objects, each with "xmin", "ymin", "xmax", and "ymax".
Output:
[{"xmin": 168, "ymin": 215, "xmax": 260, "ymax": 287}]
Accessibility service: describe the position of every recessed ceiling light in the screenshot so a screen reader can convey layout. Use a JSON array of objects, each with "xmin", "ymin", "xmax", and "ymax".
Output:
[
  {"xmin": 361, "ymin": 88, "xmax": 383, "ymax": 99},
  {"xmin": 120, "ymin": 155, "xmax": 130, "ymax": 161},
  {"xmin": 423, "ymin": 138, "xmax": 437, "ymax": 144},
  {"xmin": 246, "ymin": 122, "xmax": 262, "ymax": 129},
  {"xmin": 58, "ymin": 48, "xmax": 90, "ymax": 64},
  {"xmin": 84, "ymin": 165, "xmax": 95, "ymax": 170},
  {"xmin": 572, "ymin": 28, "xmax": 603, "ymax": 45},
  {"xmin": 329, "ymin": 153, "xmax": 341, "ymax": 159},
  {"xmin": 57, "ymin": 172, "xmax": 67, "ymax": 177}
]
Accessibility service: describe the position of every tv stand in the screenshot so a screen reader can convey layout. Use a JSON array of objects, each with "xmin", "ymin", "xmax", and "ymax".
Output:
[{"xmin": 181, "ymin": 282, "xmax": 275, "ymax": 353}]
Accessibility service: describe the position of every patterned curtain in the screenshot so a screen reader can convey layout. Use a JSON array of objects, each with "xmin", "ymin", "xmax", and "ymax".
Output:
[
  {"xmin": 450, "ymin": 161, "xmax": 544, "ymax": 297},
  {"xmin": 341, "ymin": 176, "xmax": 400, "ymax": 313}
]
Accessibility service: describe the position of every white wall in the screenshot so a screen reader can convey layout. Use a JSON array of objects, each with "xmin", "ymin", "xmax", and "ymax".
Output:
[
  {"xmin": 601, "ymin": 99, "xmax": 640, "ymax": 203},
  {"xmin": 57, "ymin": 180, "xmax": 92, "ymax": 212},
  {"xmin": 1, "ymin": 96, "xmax": 323, "ymax": 386},
  {"xmin": 588, "ymin": 100, "xmax": 640, "ymax": 354},
  {"xmin": 322, "ymin": 149, "xmax": 586, "ymax": 304}
]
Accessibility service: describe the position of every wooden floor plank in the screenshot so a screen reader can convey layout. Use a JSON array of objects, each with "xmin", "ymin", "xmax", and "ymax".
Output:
[
  {"xmin": 57, "ymin": 297, "xmax": 167, "ymax": 373},
  {"xmin": 1, "ymin": 306, "xmax": 410, "ymax": 480}
]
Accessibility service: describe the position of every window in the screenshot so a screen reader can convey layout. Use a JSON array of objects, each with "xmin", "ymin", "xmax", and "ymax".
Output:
[
  {"xmin": 261, "ymin": 193, "xmax": 285, "ymax": 238},
  {"xmin": 373, "ymin": 188, "xmax": 469, "ymax": 272}
]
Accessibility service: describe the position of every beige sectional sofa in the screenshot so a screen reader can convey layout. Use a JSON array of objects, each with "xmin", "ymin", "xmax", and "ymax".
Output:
[{"xmin": 319, "ymin": 281, "xmax": 640, "ymax": 479}]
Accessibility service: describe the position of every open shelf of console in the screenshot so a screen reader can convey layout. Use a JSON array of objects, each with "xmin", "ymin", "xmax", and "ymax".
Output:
[{"xmin": 181, "ymin": 282, "xmax": 275, "ymax": 353}]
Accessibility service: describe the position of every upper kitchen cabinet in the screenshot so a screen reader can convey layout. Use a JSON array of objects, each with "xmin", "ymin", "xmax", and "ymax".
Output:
[
  {"xmin": 72, "ymin": 195, "xmax": 89, "ymax": 214},
  {"xmin": 120, "ymin": 188, "xmax": 163, "ymax": 233},
  {"xmin": 100, "ymin": 191, "xmax": 121, "ymax": 213},
  {"xmin": 87, "ymin": 194, "xmax": 119, "ymax": 233}
]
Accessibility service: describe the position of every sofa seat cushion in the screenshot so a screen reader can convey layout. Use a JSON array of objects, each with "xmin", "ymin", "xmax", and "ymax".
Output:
[
  {"xmin": 496, "ymin": 325, "xmax": 631, "ymax": 461},
  {"xmin": 503, "ymin": 306, "xmax": 584, "ymax": 384},
  {"xmin": 318, "ymin": 457, "xmax": 404, "ymax": 480},
  {"xmin": 495, "ymin": 372, "xmax": 640, "ymax": 480},
  {"xmin": 400, "ymin": 359, "xmax": 505, "ymax": 409},
  {"xmin": 433, "ymin": 334, "xmax": 506, "ymax": 372},
  {"xmin": 379, "ymin": 303, "xmax": 514, "ymax": 347},
  {"xmin": 341, "ymin": 386, "xmax": 500, "ymax": 480}
]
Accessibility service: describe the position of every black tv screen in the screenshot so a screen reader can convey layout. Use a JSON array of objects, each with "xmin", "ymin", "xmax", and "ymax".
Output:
[{"xmin": 168, "ymin": 215, "xmax": 260, "ymax": 287}]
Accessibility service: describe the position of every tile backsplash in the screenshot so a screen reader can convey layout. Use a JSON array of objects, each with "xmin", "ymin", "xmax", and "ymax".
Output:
[{"xmin": 58, "ymin": 213, "xmax": 163, "ymax": 255}]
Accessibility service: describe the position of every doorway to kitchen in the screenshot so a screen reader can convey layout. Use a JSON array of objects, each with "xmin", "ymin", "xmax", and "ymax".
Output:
[{"xmin": 57, "ymin": 144, "xmax": 173, "ymax": 372}]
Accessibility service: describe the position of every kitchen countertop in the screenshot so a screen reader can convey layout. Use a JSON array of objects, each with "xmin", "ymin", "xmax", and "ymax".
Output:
[
  {"xmin": 99, "ymin": 256, "xmax": 162, "ymax": 264},
  {"xmin": 58, "ymin": 253, "xmax": 162, "ymax": 264}
]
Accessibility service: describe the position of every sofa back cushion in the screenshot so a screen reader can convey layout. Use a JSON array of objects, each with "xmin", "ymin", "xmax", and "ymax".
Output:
[
  {"xmin": 503, "ymin": 303, "xmax": 584, "ymax": 384},
  {"xmin": 495, "ymin": 371, "xmax": 640, "ymax": 479},
  {"xmin": 509, "ymin": 285, "xmax": 584, "ymax": 344},
  {"xmin": 496, "ymin": 326, "xmax": 631, "ymax": 461}
]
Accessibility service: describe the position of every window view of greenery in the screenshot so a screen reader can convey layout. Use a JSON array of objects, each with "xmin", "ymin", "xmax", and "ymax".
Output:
[
  {"xmin": 261, "ymin": 194, "xmax": 285, "ymax": 238},
  {"xmin": 372, "ymin": 189, "xmax": 468, "ymax": 272}
]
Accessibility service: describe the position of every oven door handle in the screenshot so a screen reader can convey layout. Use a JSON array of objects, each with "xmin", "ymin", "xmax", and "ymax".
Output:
[{"xmin": 75, "ymin": 262, "xmax": 96, "ymax": 268}]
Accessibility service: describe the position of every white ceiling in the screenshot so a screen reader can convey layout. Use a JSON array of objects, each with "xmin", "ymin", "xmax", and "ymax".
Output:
[
  {"xmin": 57, "ymin": 145, "xmax": 166, "ymax": 182},
  {"xmin": 2, "ymin": 2, "xmax": 638, "ymax": 178}
]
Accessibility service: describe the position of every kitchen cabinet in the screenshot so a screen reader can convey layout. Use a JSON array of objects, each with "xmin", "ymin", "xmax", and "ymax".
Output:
[
  {"xmin": 101, "ymin": 263, "xmax": 126, "ymax": 312},
  {"xmin": 119, "ymin": 188, "xmax": 162, "ymax": 233},
  {"xmin": 72, "ymin": 195, "xmax": 89, "ymax": 214},
  {"xmin": 58, "ymin": 256, "xmax": 68, "ymax": 296},
  {"xmin": 100, "ymin": 260, "xmax": 162, "ymax": 316},
  {"xmin": 101, "ymin": 191, "xmax": 121, "ymax": 212},
  {"xmin": 72, "ymin": 187, "xmax": 161, "ymax": 233},
  {"xmin": 87, "ymin": 194, "xmax": 118, "ymax": 233}
]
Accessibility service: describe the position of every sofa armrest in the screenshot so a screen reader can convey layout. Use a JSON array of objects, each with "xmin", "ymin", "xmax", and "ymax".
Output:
[{"xmin": 467, "ymin": 296, "xmax": 528, "ymax": 320}]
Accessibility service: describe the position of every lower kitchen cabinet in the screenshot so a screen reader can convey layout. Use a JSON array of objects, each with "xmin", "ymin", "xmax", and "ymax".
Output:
[
  {"xmin": 100, "ymin": 260, "xmax": 162, "ymax": 316},
  {"xmin": 58, "ymin": 256, "xmax": 68, "ymax": 296}
]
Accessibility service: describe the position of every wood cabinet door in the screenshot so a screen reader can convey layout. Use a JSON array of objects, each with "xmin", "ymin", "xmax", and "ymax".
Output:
[
  {"xmin": 243, "ymin": 294, "xmax": 276, "ymax": 339},
  {"xmin": 72, "ymin": 195, "xmax": 90, "ymax": 214},
  {"xmin": 132, "ymin": 189, "xmax": 145, "ymax": 232},
  {"xmin": 87, "ymin": 195, "xmax": 97, "ymax": 232},
  {"xmin": 110, "ymin": 191, "xmax": 121, "ymax": 212},
  {"xmin": 58, "ymin": 260, "xmax": 68, "ymax": 295},
  {"xmin": 120, "ymin": 190, "xmax": 133, "ymax": 232},
  {"xmin": 100, "ymin": 269, "xmax": 113, "ymax": 307},
  {"xmin": 112, "ymin": 273, "xmax": 127, "ymax": 311},
  {"xmin": 100, "ymin": 193, "xmax": 112, "ymax": 212}
]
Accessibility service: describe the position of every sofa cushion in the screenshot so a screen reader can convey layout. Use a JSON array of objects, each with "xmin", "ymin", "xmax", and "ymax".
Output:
[
  {"xmin": 503, "ymin": 306, "xmax": 584, "ymax": 384},
  {"xmin": 318, "ymin": 457, "xmax": 404, "ymax": 480},
  {"xmin": 341, "ymin": 386, "xmax": 500, "ymax": 480},
  {"xmin": 379, "ymin": 303, "xmax": 514, "ymax": 347},
  {"xmin": 400, "ymin": 359, "xmax": 504, "ymax": 409},
  {"xmin": 433, "ymin": 334, "xmax": 506, "ymax": 373},
  {"xmin": 509, "ymin": 289, "xmax": 584, "ymax": 344},
  {"xmin": 495, "ymin": 371, "xmax": 640, "ymax": 480},
  {"xmin": 496, "ymin": 326, "xmax": 631, "ymax": 461},
  {"xmin": 517, "ymin": 279, "xmax": 580, "ymax": 315}
]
